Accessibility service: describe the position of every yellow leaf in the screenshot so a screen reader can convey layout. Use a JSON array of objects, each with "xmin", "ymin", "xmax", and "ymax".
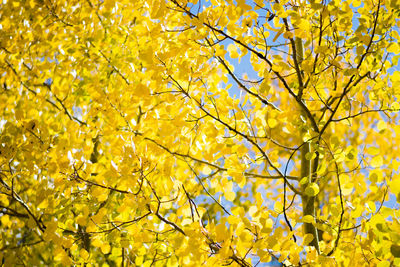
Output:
[
  {"xmin": 79, "ymin": 249, "xmax": 90, "ymax": 261},
  {"xmin": 227, "ymin": 44, "xmax": 240, "ymax": 58},
  {"xmin": 248, "ymin": 206, "xmax": 258, "ymax": 217},
  {"xmin": 76, "ymin": 215, "xmax": 87, "ymax": 226},
  {"xmin": 305, "ymin": 152, "xmax": 316, "ymax": 160},
  {"xmin": 202, "ymin": 166, "xmax": 212, "ymax": 175},
  {"xmin": 92, "ymin": 238, "xmax": 102, "ymax": 248},
  {"xmin": 315, "ymin": 45, "xmax": 328, "ymax": 54},
  {"xmin": 225, "ymin": 190, "xmax": 236, "ymax": 201},
  {"xmin": 302, "ymin": 215, "xmax": 314, "ymax": 224},
  {"xmin": 92, "ymin": 187, "xmax": 108, "ymax": 202},
  {"xmin": 101, "ymin": 243, "xmax": 111, "ymax": 254},
  {"xmin": 391, "ymin": 102, "xmax": 400, "ymax": 110},
  {"xmin": 267, "ymin": 118, "xmax": 278, "ymax": 128},
  {"xmin": 265, "ymin": 218, "xmax": 273, "ymax": 228},
  {"xmin": 304, "ymin": 183, "xmax": 319, "ymax": 196},
  {"xmin": 272, "ymin": 3, "xmax": 283, "ymax": 12},
  {"xmin": 341, "ymin": 183, "xmax": 354, "ymax": 196},
  {"xmin": 46, "ymin": 220, "xmax": 58, "ymax": 233},
  {"xmin": 377, "ymin": 120, "xmax": 387, "ymax": 132},
  {"xmin": 61, "ymin": 255, "xmax": 72, "ymax": 266},
  {"xmin": 0, "ymin": 215, "xmax": 11, "ymax": 228},
  {"xmin": 300, "ymin": 177, "xmax": 308, "ymax": 185},
  {"xmin": 366, "ymin": 146, "xmax": 380, "ymax": 156},
  {"xmin": 322, "ymin": 232, "xmax": 332, "ymax": 241},
  {"xmin": 62, "ymin": 238, "xmax": 73, "ymax": 249},
  {"xmin": 389, "ymin": 178, "xmax": 400, "ymax": 195},
  {"xmin": 259, "ymin": 78, "xmax": 270, "ymax": 94},
  {"xmin": 366, "ymin": 201, "xmax": 376, "ymax": 213},
  {"xmin": 388, "ymin": 43, "xmax": 400, "ymax": 54},
  {"xmin": 303, "ymin": 233, "xmax": 314, "ymax": 246},
  {"xmin": 150, "ymin": 0, "xmax": 166, "ymax": 19},
  {"xmin": 318, "ymin": 255, "xmax": 336, "ymax": 266},
  {"xmin": 237, "ymin": 175, "xmax": 246, "ymax": 188},
  {"xmin": 352, "ymin": 0, "xmax": 361, "ymax": 7},
  {"xmin": 377, "ymin": 261, "xmax": 391, "ymax": 267},
  {"xmin": 254, "ymin": 0, "xmax": 265, "ymax": 8},
  {"xmin": 135, "ymin": 256, "xmax": 144, "ymax": 265},
  {"xmin": 227, "ymin": 215, "xmax": 241, "ymax": 225},
  {"xmin": 273, "ymin": 26, "xmax": 285, "ymax": 42},
  {"xmin": 274, "ymin": 201, "xmax": 283, "ymax": 212},
  {"xmin": 216, "ymin": 223, "xmax": 230, "ymax": 241},
  {"xmin": 103, "ymin": 0, "xmax": 114, "ymax": 10},
  {"xmin": 369, "ymin": 169, "xmax": 383, "ymax": 183},
  {"xmin": 0, "ymin": 194, "xmax": 9, "ymax": 206},
  {"xmin": 371, "ymin": 155, "xmax": 383, "ymax": 168},
  {"xmin": 260, "ymin": 217, "xmax": 273, "ymax": 233},
  {"xmin": 215, "ymin": 45, "xmax": 226, "ymax": 57},
  {"xmin": 283, "ymin": 31, "xmax": 293, "ymax": 39}
]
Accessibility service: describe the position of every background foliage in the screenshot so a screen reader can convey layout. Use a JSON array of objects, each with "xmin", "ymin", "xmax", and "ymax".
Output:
[{"xmin": 1, "ymin": 0, "xmax": 400, "ymax": 266}]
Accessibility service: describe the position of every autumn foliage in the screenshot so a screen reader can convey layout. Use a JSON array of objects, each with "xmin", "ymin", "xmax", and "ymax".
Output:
[{"xmin": 1, "ymin": 0, "xmax": 400, "ymax": 266}]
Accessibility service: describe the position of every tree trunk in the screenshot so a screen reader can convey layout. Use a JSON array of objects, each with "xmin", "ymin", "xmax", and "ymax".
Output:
[{"xmin": 295, "ymin": 36, "xmax": 320, "ymax": 253}]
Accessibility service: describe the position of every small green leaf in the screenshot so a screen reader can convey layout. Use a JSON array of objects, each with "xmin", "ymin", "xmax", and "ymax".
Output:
[
  {"xmin": 300, "ymin": 177, "xmax": 308, "ymax": 185},
  {"xmin": 305, "ymin": 183, "xmax": 319, "ymax": 197},
  {"xmin": 305, "ymin": 152, "xmax": 316, "ymax": 160}
]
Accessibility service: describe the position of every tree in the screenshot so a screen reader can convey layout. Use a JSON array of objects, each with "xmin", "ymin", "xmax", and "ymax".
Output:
[{"xmin": 1, "ymin": 0, "xmax": 400, "ymax": 265}]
